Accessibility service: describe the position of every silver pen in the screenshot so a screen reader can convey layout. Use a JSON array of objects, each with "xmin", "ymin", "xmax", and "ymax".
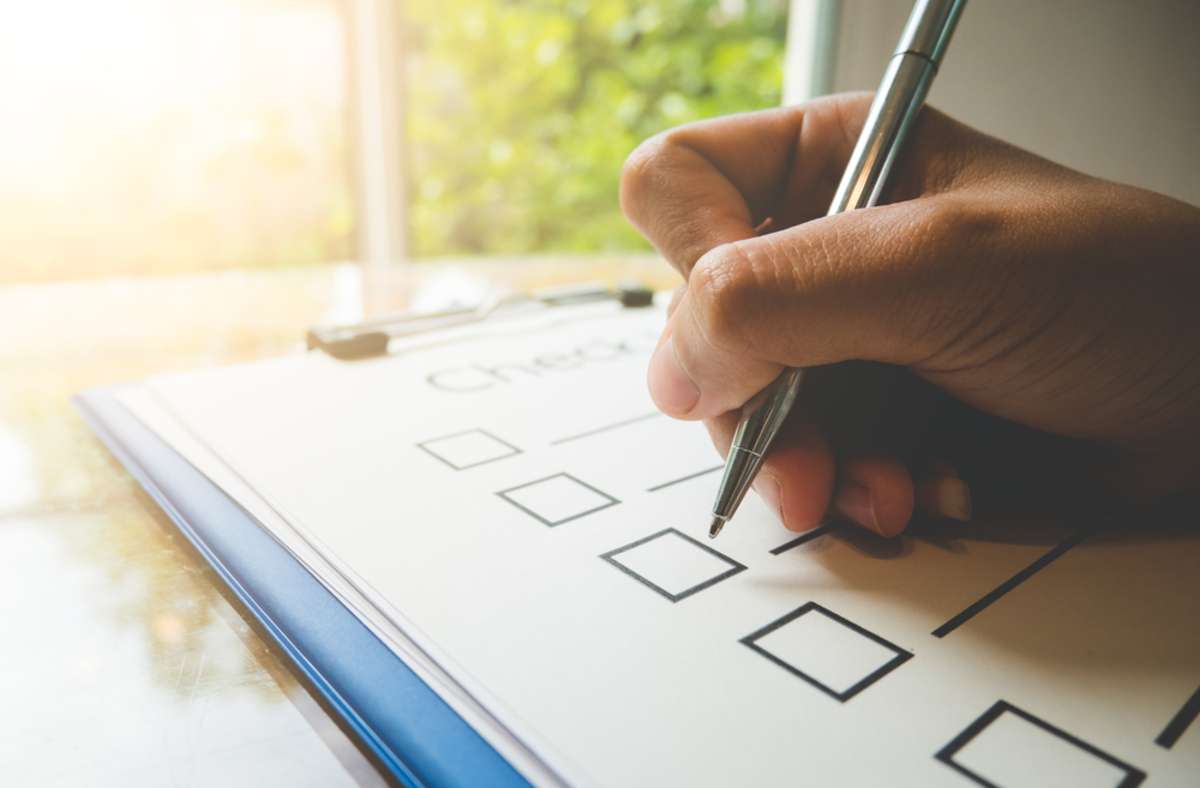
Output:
[{"xmin": 708, "ymin": 0, "xmax": 966, "ymax": 538}]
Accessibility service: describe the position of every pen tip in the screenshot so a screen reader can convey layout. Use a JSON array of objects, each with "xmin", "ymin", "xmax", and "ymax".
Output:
[{"xmin": 708, "ymin": 516, "xmax": 727, "ymax": 539}]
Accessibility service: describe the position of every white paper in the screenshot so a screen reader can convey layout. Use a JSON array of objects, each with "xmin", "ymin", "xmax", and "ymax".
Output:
[{"xmin": 119, "ymin": 300, "xmax": 1200, "ymax": 787}]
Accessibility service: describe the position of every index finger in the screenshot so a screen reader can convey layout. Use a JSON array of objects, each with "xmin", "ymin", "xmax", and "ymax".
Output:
[{"xmin": 619, "ymin": 94, "xmax": 868, "ymax": 278}]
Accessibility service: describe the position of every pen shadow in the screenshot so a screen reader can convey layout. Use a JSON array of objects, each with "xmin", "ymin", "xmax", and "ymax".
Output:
[{"xmin": 758, "ymin": 512, "xmax": 1200, "ymax": 674}]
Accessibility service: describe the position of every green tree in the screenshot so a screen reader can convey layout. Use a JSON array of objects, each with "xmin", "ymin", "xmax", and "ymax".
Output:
[{"xmin": 404, "ymin": 0, "xmax": 787, "ymax": 257}]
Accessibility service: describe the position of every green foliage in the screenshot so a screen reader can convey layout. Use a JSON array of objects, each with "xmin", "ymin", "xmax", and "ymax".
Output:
[{"xmin": 404, "ymin": 0, "xmax": 787, "ymax": 257}]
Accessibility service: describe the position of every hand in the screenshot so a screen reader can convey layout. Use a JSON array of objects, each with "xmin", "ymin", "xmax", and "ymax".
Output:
[{"xmin": 620, "ymin": 93, "xmax": 1200, "ymax": 537}]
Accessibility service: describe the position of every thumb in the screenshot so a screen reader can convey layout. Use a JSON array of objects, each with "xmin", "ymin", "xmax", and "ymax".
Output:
[{"xmin": 648, "ymin": 196, "xmax": 980, "ymax": 420}]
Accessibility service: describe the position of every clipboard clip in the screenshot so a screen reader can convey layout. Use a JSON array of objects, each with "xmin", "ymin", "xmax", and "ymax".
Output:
[{"xmin": 306, "ymin": 281, "xmax": 655, "ymax": 360}]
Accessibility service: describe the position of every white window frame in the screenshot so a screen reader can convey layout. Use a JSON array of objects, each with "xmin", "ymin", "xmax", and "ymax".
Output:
[
  {"xmin": 346, "ymin": 0, "xmax": 408, "ymax": 270},
  {"xmin": 784, "ymin": 0, "xmax": 840, "ymax": 105},
  {"xmin": 346, "ymin": 0, "xmax": 840, "ymax": 268}
]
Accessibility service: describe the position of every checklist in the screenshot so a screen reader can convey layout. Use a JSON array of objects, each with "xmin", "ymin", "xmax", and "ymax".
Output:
[
  {"xmin": 119, "ymin": 297, "xmax": 1200, "ymax": 787},
  {"xmin": 601, "ymin": 528, "xmax": 746, "ymax": 602},
  {"xmin": 498, "ymin": 473, "xmax": 619, "ymax": 527},
  {"xmin": 740, "ymin": 602, "xmax": 911, "ymax": 701},
  {"xmin": 419, "ymin": 428, "xmax": 522, "ymax": 470},
  {"xmin": 937, "ymin": 701, "xmax": 1146, "ymax": 787}
]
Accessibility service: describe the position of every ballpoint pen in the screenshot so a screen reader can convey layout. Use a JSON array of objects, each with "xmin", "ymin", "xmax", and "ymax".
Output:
[{"xmin": 708, "ymin": 0, "xmax": 966, "ymax": 538}]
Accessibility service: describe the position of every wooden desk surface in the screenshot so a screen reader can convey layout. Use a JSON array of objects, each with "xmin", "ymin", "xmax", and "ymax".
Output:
[{"xmin": 0, "ymin": 257, "xmax": 672, "ymax": 786}]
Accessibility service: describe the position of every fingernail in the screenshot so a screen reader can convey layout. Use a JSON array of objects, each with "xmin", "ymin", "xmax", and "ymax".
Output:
[
  {"xmin": 834, "ymin": 481, "xmax": 880, "ymax": 535},
  {"xmin": 754, "ymin": 472, "xmax": 785, "ymax": 527},
  {"xmin": 919, "ymin": 476, "xmax": 972, "ymax": 522},
  {"xmin": 647, "ymin": 336, "xmax": 699, "ymax": 415}
]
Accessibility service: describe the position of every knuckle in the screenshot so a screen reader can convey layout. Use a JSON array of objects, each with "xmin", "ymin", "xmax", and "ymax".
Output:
[
  {"xmin": 829, "ymin": 92, "xmax": 874, "ymax": 133},
  {"xmin": 813, "ymin": 92, "xmax": 875, "ymax": 155},
  {"xmin": 688, "ymin": 242, "xmax": 761, "ymax": 354},
  {"xmin": 902, "ymin": 107, "xmax": 967, "ymax": 192},
  {"xmin": 619, "ymin": 134, "xmax": 671, "ymax": 220},
  {"xmin": 921, "ymin": 197, "xmax": 1003, "ymax": 259}
]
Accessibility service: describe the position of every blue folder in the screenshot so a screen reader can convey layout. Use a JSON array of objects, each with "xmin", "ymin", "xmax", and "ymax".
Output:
[{"xmin": 76, "ymin": 387, "xmax": 529, "ymax": 788}]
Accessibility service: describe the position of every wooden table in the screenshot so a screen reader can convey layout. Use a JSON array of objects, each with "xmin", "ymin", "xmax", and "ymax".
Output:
[{"xmin": 0, "ymin": 257, "xmax": 673, "ymax": 786}]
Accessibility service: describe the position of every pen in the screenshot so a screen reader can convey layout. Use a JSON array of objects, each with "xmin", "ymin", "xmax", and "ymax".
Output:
[{"xmin": 708, "ymin": 0, "xmax": 966, "ymax": 538}]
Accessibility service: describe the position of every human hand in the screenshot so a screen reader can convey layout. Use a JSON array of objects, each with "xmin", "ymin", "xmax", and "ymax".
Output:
[{"xmin": 620, "ymin": 93, "xmax": 1200, "ymax": 537}]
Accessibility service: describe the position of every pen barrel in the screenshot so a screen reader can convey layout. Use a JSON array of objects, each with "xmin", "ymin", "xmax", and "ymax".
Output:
[
  {"xmin": 829, "ymin": 0, "xmax": 965, "ymax": 214},
  {"xmin": 712, "ymin": 368, "xmax": 804, "ymax": 518},
  {"xmin": 710, "ymin": 0, "xmax": 966, "ymax": 528},
  {"xmin": 734, "ymin": 367, "xmax": 805, "ymax": 457},
  {"xmin": 896, "ymin": 0, "xmax": 965, "ymax": 65},
  {"xmin": 828, "ymin": 53, "xmax": 937, "ymax": 213}
]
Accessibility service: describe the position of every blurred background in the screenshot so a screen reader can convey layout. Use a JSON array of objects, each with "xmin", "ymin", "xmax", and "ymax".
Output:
[
  {"xmin": 2, "ymin": 0, "xmax": 1194, "ymax": 287},
  {"xmin": 0, "ymin": 0, "xmax": 791, "ymax": 283}
]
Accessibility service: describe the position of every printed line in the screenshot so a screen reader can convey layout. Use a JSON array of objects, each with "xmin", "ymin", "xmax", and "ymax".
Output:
[
  {"xmin": 932, "ymin": 528, "xmax": 1090, "ymax": 638},
  {"xmin": 1155, "ymin": 685, "xmax": 1200, "ymax": 749},
  {"xmin": 769, "ymin": 523, "xmax": 837, "ymax": 555},
  {"xmin": 646, "ymin": 464, "xmax": 723, "ymax": 493},
  {"xmin": 550, "ymin": 412, "xmax": 661, "ymax": 445}
]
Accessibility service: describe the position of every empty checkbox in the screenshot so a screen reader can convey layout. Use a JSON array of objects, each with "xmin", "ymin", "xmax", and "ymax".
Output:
[
  {"xmin": 497, "ymin": 473, "xmax": 618, "ymax": 526},
  {"xmin": 418, "ymin": 429, "xmax": 521, "ymax": 470},
  {"xmin": 601, "ymin": 528, "xmax": 747, "ymax": 602},
  {"xmin": 740, "ymin": 602, "xmax": 911, "ymax": 702},
  {"xmin": 936, "ymin": 701, "xmax": 1145, "ymax": 788}
]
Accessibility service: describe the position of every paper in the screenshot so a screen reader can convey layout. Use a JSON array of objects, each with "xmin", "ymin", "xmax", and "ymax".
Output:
[{"xmin": 119, "ymin": 299, "xmax": 1200, "ymax": 787}]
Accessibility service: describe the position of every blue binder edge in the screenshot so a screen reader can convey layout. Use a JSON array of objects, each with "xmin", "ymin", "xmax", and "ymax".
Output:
[{"xmin": 75, "ymin": 387, "xmax": 529, "ymax": 788}]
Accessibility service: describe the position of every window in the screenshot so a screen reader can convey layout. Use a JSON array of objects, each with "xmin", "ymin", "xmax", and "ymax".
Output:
[
  {"xmin": 1, "ymin": 0, "xmax": 352, "ymax": 282},
  {"xmin": 403, "ymin": 0, "xmax": 789, "ymax": 258},
  {"xmin": 2, "ymin": 0, "xmax": 802, "ymax": 283}
]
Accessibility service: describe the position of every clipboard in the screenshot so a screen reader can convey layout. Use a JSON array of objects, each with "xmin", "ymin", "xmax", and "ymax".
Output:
[
  {"xmin": 75, "ymin": 388, "xmax": 525, "ymax": 786},
  {"xmin": 73, "ymin": 284, "xmax": 654, "ymax": 786},
  {"xmin": 75, "ymin": 389, "xmax": 529, "ymax": 787},
  {"xmin": 76, "ymin": 283, "xmax": 1200, "ymax": 787}
]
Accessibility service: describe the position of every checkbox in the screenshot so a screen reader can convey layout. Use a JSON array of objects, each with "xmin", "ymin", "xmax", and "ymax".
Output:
[
  {"xmin": 936, "ymin": 701, "xmax": 1145, "ymax": 788},
  {"xmin": 418, "ymin": 429, "xmax": 521, "ymax": 470},
  {"xmin": 497, "ymin": 473, "xmax": 618, "ymax": 527},
  {"xmin": 740, "ymin": 602, "xmax": 911, "ymax": 702},
  {"xmin": 601, "ymin": 528, "xmax": 747, "ymax": 602}
]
